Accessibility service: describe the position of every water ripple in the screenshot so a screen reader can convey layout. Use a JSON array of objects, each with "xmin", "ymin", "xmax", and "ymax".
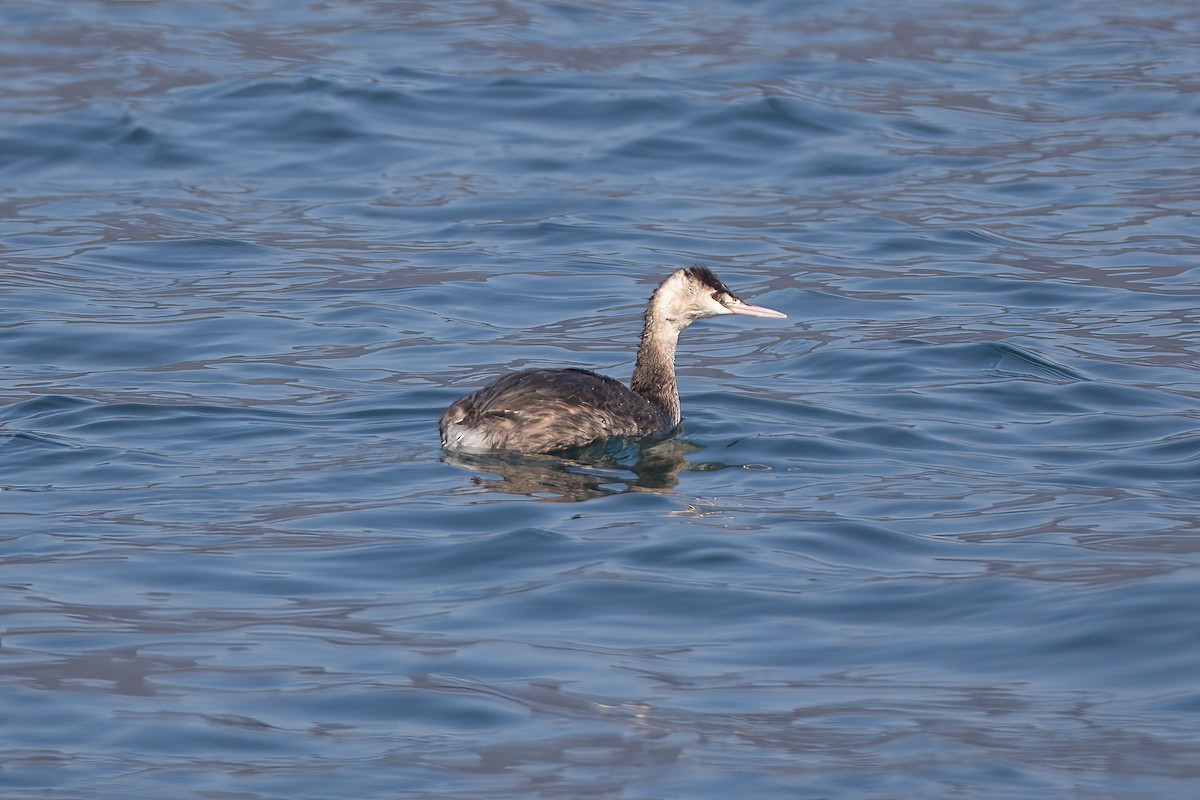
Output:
[{"xmin": 2, "ymin": 1, "xmax": 1199, "ymax": 798}]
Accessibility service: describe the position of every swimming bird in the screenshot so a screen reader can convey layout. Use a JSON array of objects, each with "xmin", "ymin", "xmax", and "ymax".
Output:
[{"xmin": 439, "ymin": 266, "xmax": 786, "ymax": 454}]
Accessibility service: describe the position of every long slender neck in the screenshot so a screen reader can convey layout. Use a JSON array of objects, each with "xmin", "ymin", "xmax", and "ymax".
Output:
[{"xmin": 629, "ymin": 303, "xmax": 683, "ymax": 425}]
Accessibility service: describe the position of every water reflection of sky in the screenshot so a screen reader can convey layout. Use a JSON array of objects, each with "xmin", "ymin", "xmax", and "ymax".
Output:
[{"xmin": 2, "ymin": 1, "xmax": 1199, "ymax": 798}]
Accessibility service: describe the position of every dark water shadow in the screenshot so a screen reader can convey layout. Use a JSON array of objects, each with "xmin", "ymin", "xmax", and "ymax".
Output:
[{"xmin": 443, "ymin": 436, "xmax": 700, "ymax": 502}]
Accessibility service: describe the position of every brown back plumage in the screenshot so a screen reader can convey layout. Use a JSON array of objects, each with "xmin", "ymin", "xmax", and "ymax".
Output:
[{"xmin": 440, "ymin": 368, "xmax": 671, "ymax": 452}]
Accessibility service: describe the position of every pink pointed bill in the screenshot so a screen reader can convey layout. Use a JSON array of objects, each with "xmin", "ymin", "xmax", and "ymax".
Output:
[{"xmin": 726, "ymin": 301, "xmax": 787, "ymax": 319}]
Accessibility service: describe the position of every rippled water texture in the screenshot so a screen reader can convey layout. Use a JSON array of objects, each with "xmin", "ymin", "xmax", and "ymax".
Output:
[{"xmin": 3, "ymin": 1, "xmax": 1200, "ymax": 797}]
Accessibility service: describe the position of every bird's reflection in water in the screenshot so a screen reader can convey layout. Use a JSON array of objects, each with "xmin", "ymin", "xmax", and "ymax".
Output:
[{"xmin": 444, "ymin": 436, "xmax": 701, "ymax": 501}]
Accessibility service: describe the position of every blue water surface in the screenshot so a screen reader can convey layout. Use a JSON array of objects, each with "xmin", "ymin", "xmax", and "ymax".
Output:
[{"xmin": 2, "ymin": 1, "xmax": 1199, "ymax": 798}]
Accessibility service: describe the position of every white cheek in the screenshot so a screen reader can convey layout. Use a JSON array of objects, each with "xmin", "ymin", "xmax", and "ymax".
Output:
[{"xmin": 704, "ymin": 296, "xmax": 733, "ymax": 316}]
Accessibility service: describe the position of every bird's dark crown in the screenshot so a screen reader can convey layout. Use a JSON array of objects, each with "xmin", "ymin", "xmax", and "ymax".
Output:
[{"xmin": 682, "ymin": 265, "xmax": 732, "ymax": 295}]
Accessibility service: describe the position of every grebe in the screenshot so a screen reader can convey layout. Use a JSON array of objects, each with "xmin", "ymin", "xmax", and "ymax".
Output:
[{"xmin": 439, "ymin": 267, "xmax": 786, "ymax": 454}]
